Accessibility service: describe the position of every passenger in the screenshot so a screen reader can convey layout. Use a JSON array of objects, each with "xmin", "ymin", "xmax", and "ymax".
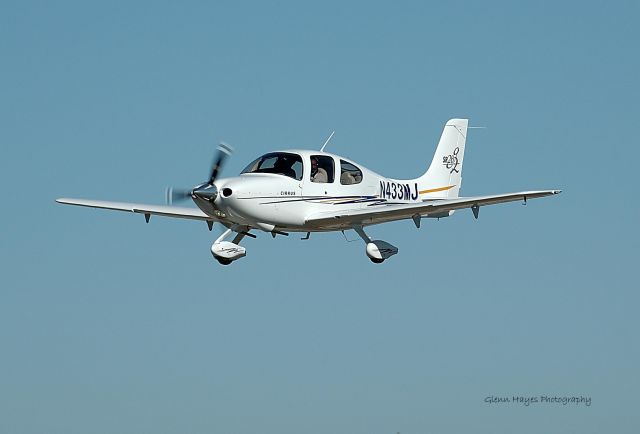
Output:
[{"xmin": 311, "ymin": 157, "xmax": 328, "ymax": 183}]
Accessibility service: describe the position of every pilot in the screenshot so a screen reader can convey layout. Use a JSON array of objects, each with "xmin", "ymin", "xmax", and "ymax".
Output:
[
  {"xmin": 274, "ymin": 157, "xmax": 296, "ymax": 178},
  {"xmin": 311, "ymin": 157, "xmax": 328, "ymax": 183}
]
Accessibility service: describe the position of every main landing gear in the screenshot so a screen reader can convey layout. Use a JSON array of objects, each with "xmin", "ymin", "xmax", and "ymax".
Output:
[
  {"xmin": 353, "ymin": 226, "xmax": 398, "ymax": 264},
  {"xmin": 211, "ymin": 226, "xmax": 250, "ymax": 265}
]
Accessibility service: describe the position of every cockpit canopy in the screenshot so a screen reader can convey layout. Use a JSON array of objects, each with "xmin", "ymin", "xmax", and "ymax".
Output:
[
  {"xmin": 241, "ymin": 152, "xmax": 303, "ymax": 180},
  {"xmin": 241, "ymin": 151, "xmax": 364, "ymax": 185}
]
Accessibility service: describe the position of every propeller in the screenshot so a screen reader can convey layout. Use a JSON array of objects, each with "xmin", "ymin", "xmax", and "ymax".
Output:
[
  {"xmin": 165, "ymin": 187, "xmax": 192, "ymax": 205},
  {"xmin": 165, "ymin": 142, "xmax": 233, "ymax": 205},
  {"xmin": 208, "ymin": 142, "xmax": 233, "ymax": 185}
]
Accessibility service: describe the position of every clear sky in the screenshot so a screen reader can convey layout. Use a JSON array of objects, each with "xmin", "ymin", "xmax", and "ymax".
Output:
[{"xmin": 1, "ymin": 1, "xmax": 638, "ymax": 433}]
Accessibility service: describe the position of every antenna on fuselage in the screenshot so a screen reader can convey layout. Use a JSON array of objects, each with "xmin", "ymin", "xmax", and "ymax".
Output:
[{"xmin": 320, "ymin": 131, "xmax": 335, "ymax": 152}]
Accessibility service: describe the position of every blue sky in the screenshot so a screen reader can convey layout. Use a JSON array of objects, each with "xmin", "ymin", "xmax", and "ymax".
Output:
[{"xmin": 1, "ymin": 1, "xmax": 638, "ymax": 433}]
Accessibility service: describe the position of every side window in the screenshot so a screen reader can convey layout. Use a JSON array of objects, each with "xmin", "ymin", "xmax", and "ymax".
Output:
[
  {"xmin": 310, "ymin": 155, "xmax": 334, "ymax": 183},
  {"xmin": 340, "ymin": 160, "xmax": 363, "ymax": 185},
  {"xmin": 241, "ymin": 153, "xmax": 303, "ymax": 180}
]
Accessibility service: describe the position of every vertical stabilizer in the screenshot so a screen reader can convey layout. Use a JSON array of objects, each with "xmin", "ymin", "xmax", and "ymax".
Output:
[{"xmin": 417, "ymin": 118, "xmax": 468, "ymax": 199}]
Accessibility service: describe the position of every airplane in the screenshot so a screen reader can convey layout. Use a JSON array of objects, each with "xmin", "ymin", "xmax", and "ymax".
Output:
[{"xmin": 57, "ymin": 119, "xmax": 561, "ymax": 265}]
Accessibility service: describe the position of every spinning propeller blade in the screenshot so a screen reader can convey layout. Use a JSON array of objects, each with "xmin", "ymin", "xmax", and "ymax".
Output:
[
  {"xmin": 208, "ymin": 142, "xmax": 233, "ymax": 185},
  {"xmin": 165, "ymin": 187, "xmax": 192, "ymax": 205},
  {"xmin": 165, "ymin": 142, "xmax": 234, "ymax": 205}
]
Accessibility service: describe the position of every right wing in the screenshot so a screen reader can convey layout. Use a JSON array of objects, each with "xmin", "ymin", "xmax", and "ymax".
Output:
[
  {"xmin": 56, "ymin": 198, "xmax": 215, "ymax": 222},
  {"xmin": 305, "ymin": 190, "xmax": 561, "ymax": 229}
]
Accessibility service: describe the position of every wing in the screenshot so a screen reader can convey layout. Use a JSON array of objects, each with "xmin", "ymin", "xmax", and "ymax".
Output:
[
  {"xmin": 305, "ymin": 190, "xmax": 561, "ymax": 229},
  {"xmin": 56, "ymin": 198, "xmax": 214, "ymax": 222}
]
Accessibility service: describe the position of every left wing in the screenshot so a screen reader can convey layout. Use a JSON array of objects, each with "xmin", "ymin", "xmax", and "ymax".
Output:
[
  {"xmin": 305, "ymin": 190, "xmax": 561, "ymax": 229},
  {"xmin": 56, "ymin": 198, "xmax": 215, "ymax": 222}
]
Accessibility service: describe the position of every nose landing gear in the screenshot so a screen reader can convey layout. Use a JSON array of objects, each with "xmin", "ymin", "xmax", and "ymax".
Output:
[{"xmin": 211, "ymin": 226, "xmax": 249, "ymax": 265}]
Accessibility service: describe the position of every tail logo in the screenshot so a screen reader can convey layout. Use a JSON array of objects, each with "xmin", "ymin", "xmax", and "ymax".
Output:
[{"xmin": 442, "ymin": 147, "xmax": 460, "ymax": 174}]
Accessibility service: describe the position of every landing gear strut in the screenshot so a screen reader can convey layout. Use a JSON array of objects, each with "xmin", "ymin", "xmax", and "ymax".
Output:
[{"xmin": 353, "ymin": 225, "xmax": 398, "ymax": 264}]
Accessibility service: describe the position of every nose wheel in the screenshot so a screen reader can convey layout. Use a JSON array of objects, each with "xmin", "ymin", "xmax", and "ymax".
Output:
[{"xmin": 211, "ymin": 226, "xmax": 249, "ymax": 265}]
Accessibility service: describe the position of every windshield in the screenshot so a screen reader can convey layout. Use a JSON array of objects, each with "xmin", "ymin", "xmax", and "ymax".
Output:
[{"xmin": 241, "ymin": 152, "xmax": 303, "ymax": 181}]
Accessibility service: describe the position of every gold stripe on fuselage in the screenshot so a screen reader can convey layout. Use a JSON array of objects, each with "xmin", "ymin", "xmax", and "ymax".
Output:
[{"xmin": 418, "ymin": 185, "xmax": 455, "ymax": 195}]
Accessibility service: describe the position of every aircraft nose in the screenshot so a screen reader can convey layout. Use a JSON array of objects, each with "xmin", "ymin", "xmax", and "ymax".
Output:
[
  {"xmin": 214, "ymin": 176, "xmax": 268, "ymax": 202},
  {"xmin": 221, "ymin": 187, "xmax": 233, "ymax": 198},
  {"xmin": 216, "ymin": 177, "xmax": 249, "ymax": 199},
  {"xmin": 193, "ymin": 184, "xmax": 218, "ymax": 202}
]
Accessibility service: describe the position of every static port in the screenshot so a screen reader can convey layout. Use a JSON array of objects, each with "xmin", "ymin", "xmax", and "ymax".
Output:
[{"xmin": 222, "ymin": 188, "xmax": 233, "ymax": 197}]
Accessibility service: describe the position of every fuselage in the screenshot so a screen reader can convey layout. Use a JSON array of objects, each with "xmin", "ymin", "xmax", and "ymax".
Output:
[{"xmin": 192, "ymin": 149, "xmax": 423, "ymax": 232}]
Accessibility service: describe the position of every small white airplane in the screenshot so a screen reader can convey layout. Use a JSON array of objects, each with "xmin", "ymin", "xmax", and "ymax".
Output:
[{"xmin": 57, "ymin": 119, "xmax": 561, "ymax": 265}]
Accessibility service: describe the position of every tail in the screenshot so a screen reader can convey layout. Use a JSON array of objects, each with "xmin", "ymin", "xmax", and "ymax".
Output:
[{"xmin": 416, "ymin": 118, "xmax": 468, "ymax": 199}]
